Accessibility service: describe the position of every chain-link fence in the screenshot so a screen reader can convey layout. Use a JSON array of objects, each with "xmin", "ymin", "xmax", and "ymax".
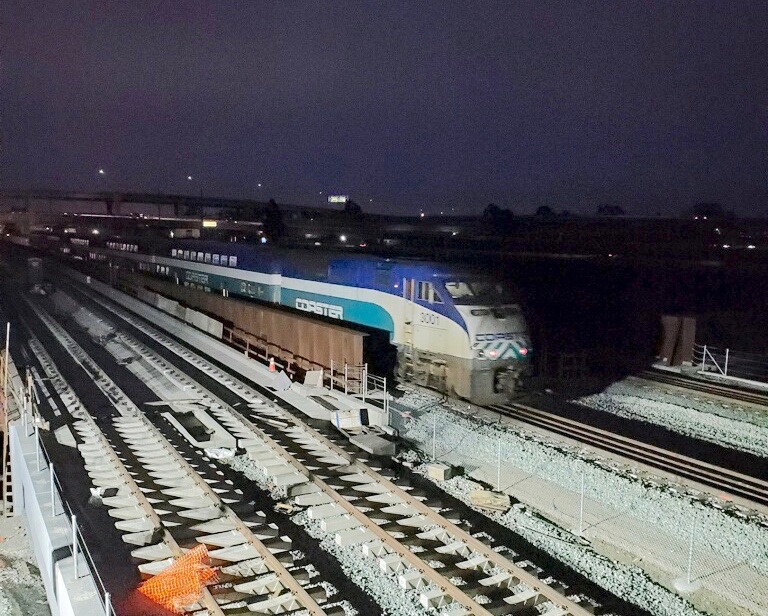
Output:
[{"xmin": 390, "ymin": 400, "xmax": 768, "ymax": 616}]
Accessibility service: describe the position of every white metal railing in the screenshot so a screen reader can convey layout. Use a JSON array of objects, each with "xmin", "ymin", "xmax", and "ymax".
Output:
[
  {"xmin": 693, "ymin": 343, "xmax": 768, "ymax": 383},
  {"xmin": 327, "ymin": 360, "xmax": 390, "ymax": 417}
]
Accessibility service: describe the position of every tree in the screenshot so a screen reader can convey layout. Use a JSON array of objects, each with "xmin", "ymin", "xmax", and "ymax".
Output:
[
  {"xmin": 482, "ymin": 203, "xmax": 513, "ymax": 226},
  {"xmin": 687, "ymin": 203, "xmax": 726, "ymax": 220},
  {"xmin": 483, "ymin": 203, "xmax": 501, "ymax": 218},
  {"xmin": 535, "ymin": 205, "xmax": 554, "ymax": 217},
  {"xmin": 344, "ymin": 199, "xmax": 362, "ymax": 215},
  {"xmin": 596, "ymin": 204, "xmax": 625, "ymax": 216}
]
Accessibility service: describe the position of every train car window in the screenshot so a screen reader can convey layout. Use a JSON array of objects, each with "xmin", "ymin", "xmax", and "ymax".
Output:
[
  {"xmin": 471, "ymin": 308, "xmax": 490, "ymax": 316},
  {"xmin": 432, "ymin": 288, "xmax": 444, "ymax": 304},
  {"xmin": 204, "ymin": 253, "xmax": 212, "ymax": 263},
  {"xmin": 213, "ymin": 254, "xmax": 220, "ymax": 265},
  {"xmin": 197, "ymin": 252, "xmax": 204, "ymax": 262},
  {"xmin": 172, "ymin": 249, "xmax": 177, "ymax": 257},
  {"xmin": 183, "ymin": 250, "xmax": 190, "ymax": 260},
  {"xmin": 229, "ymin": 256, "xmax": 237, "ymax": 267},
  {"xmin": 417, "ymin": 281, "xmax": 431, "ymax": 301},
  {"xmin": 444, "ymin": 281, "xmax": 474, "ymax": 298}
]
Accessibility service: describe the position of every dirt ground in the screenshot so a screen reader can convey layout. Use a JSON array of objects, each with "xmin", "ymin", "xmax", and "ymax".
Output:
[{"xmin": 0, "ymin": 516, "xmax": 50, "ymax": 616}]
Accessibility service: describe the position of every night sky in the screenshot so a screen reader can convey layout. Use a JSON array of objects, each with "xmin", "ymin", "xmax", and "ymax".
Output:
[{"xmin": 2, "ymin": 1, "xmax": 767, "ymax": 216}]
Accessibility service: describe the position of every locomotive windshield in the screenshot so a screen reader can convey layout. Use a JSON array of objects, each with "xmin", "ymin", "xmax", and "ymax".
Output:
[{"xmin": 443, "ymin": 279, "xmax": 513, "ymax": 304}]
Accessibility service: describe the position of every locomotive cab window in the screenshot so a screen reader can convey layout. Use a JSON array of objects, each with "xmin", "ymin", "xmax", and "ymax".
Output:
[
  {"xmin": 417, "ymin": 281, "xmax": 443, "ymax": 304},
  {"xmin": 444, "ymin": 281, "xmax": 474, "ymax": 298}
]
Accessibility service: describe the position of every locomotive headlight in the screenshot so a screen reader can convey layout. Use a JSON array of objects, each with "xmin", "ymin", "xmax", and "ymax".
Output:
[
  {"xmin": 488, "ymin": 349, "xmax": 498, "ymax": 358},
  {"xmin": 519, "ymin": 347, "xmax": 528, "ymax": 356}
]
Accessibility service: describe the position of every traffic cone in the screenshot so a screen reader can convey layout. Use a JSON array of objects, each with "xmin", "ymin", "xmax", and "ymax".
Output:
[{"xmin": 269, "ymin": 357, "xmax": 276, "ymax": 372}]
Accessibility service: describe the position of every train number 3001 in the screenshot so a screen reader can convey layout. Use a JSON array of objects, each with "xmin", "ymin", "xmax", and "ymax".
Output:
[{"xmin": 419, "ymin": 312, "xmax": 439, "ymax": 325}]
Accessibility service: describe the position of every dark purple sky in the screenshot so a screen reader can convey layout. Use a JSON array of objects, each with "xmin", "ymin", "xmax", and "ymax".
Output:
[{"xmin": 2, "ymin": 1, "xmax": 767, "ymax": 215}]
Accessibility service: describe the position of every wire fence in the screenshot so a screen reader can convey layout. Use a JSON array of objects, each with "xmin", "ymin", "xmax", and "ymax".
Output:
[
  {"xmin": 693, "ymin": 343, "xmax": 768, "ymax": 384},
  {"xmin": 389, "ymin": 403, "xmax": 768, "ymax": 615}
]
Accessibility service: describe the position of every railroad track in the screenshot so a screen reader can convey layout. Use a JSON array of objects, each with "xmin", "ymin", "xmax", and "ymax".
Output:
[
  {"xmin": 638, "ymin": 369, "xmax": 768, "ymax": 408},
  {"xmin": 27, "ymin": 299, "xmax": 332, "ymax": 616},
  {"xmin": 488, "ymin": 403, "xmax": 768, "ymax": 510},
  {"xmin": 30, "ymin": 282, "xmax": 604, "ymax": 616}
]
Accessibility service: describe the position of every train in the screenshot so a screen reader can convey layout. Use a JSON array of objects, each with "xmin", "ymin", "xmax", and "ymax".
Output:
[{"xmin": 23, "ymin": 226, "xmax": 532, "ymax": 405}]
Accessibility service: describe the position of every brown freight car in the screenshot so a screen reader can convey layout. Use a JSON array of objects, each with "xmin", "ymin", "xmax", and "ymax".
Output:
[{"xmin": 119, "ymin": 271, "xmax": 367, "ymax": 377}]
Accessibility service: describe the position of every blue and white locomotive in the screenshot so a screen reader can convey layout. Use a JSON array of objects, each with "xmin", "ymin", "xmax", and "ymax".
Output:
[{"xmin": 34, "ymin": 231, "xmax": 532, "ymax": 404}]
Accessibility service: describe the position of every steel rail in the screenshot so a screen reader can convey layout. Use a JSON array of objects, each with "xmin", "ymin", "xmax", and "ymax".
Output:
[
  {"xmin": 68, "ymin": 276, "xmax": 597, "ymax": 616},
  {"xmin": 489, "ymin": 403, "xmax": 768, "ymax": 510},
  {"xmin": 27, "ymin": 298, "xmax": 328, "ymax": 616},
  {"xmin": 638, "ymin": 370, "xmax": 768, "ymax": 407}
]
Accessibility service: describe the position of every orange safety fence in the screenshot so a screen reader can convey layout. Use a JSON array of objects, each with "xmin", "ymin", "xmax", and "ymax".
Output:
[{"xmin": 138, "ymin": 545, "xmax": 218, "ymax": 613}]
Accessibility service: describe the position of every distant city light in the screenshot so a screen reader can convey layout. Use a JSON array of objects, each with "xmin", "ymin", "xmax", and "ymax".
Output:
[
  {"xmin": 314, "ymin": 241, "xmax": 322, "ymax": 246},
  {"xmin": 339, "ymin": 235, "xmax": 347, "ymax": 242},
  {"xmin": 260, "ymin": 236, "xmax": 267, "ymax": 244},
  {"xmin": 98, "ymin": 169, "xmax": 105, "ymax": 175},
  {"xmin": 328, "ymin": 195, "xmax": 349, "ymax": 204},
  {"xmin": 747, "ymin": 244, "xmax": 756, "ymax": 249},
  {"xmin": 187, "ymin": 175, "xmax": 193, "ymax": 181},
  {"xmin": 91, "ymin": 229, "xmax": 100, "ymax": 235},
  {"xmin": 722, "ymin": 244, "xmax": 730, "ymax": 248},
  {"xmin": 257, "ymin": 183, "xmax": 262, "ymax": 188},
  {"xmin": 420, "ymin": 212, "xmax": 425, "ymax": 218},
  {"xmin": 202, "ymin": 220, "xmax": 218, "ymax": 228}
]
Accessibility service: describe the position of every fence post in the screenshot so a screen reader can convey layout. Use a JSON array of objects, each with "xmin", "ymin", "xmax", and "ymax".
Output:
[
  {"xmin": 724, "ymin": 348, "xmax": 729, "ymax": 376},
  {"xmin": 700, "ymin": 344, "xmax": 707, "ymax": 371},
  {"xmin": 496, "ymin": 439, "xmax": 502, "ymax": 492},
  {"xmin": 344, "ymin": 364, "xmax": 349, "ymax": 395},
  {"xmin": 72, "ymin": 514, "xmax": 78, "ymax": 578},
  {"xmin": 35, "ymin": 425, "xmax": 41, "ymax": 472},
  {"xmin": 578, "ymin": 471, "xmax": 585, "ymax": 535},
  {"xmin": 50, "ymin": 463, "xmax": 55, "ymax": 515},
  {"xmin": 105, "ymin": 592, "xmax": 112, "ymax": 616},
  {"xmin": 673, "ymin": 513, "xmax": 701, "ymax": 592},
  {"xmin": 432, "ymin": 415, "xmax": 437, "ymax": 461}
]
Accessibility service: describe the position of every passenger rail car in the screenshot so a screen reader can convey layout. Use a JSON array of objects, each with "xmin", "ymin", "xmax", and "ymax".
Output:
[{"xmin": 29, "ymin": 232, "xmax": 532, "ymax": 405}]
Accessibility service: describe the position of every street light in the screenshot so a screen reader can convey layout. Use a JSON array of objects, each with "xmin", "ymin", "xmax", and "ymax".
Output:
[{"xmin": 98, "ymin": 168, "xmax": 105, "ymax": 175}]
